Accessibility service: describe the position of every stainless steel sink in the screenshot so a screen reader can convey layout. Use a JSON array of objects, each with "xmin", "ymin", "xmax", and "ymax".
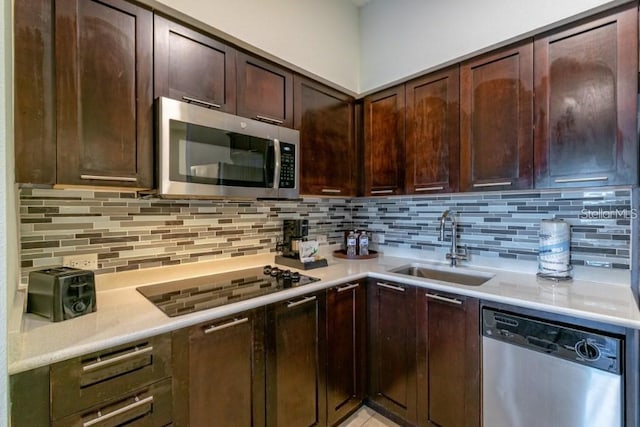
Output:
[{"xmin": 389, "ymin": 264, "xmax": 494, "ymax": 286}]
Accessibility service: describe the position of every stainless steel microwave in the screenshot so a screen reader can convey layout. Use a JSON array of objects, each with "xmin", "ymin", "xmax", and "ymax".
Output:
[{"xmin": 157, "ymin": 97, "xmax": 300, "ymax": 199}]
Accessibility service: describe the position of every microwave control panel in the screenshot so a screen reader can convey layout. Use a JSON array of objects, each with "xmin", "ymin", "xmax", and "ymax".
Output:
[{"xmin": 279, "ymin": 143, "xmax": 296, "ymax": 188}]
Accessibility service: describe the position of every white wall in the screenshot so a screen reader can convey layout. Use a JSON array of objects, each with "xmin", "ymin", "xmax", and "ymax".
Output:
[
  {"xmin": 155, "ymin": 0, "xmax": 361, "ymax": 93},
  {"xmin": 359, "ymin": 0, "xmax": 624, "ymax": 93}
]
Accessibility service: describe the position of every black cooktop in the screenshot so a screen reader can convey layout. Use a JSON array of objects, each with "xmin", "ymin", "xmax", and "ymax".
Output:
[{"xmin": 136, "ymin": 266, "xmax": 320, "ymax": 317}]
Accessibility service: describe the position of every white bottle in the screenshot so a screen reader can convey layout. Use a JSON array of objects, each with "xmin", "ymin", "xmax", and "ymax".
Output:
[
  {"xmin": 346, "ymin": 231, "xmax": 357, "ymax": 257},
  {"xmin": 359, "ymin": 231, "xmax": 369, "ymax": 256}
]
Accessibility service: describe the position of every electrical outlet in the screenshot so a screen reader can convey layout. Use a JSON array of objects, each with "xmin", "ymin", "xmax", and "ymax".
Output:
[
  {"xmin": 316, "ymin": 234, "xmax": 327, "ymax": 244},
  {"xmin": 63, "ymin": 253, "xmax": 98, "ymax": 270},
  {"xmin": 376, "ymin": 234, "xmax": 385, "ymax": 244}
]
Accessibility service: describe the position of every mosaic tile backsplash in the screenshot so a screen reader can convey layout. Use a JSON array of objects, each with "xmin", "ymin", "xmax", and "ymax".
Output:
[{"xmin": 19, "ymin": 187, "xmax": 633, "ymax": 282}]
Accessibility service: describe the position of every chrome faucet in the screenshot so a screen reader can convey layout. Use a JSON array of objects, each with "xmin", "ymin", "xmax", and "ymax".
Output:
[{"xmin": 438, "ymin": 210, "xmax": 468, "ymax": 267}]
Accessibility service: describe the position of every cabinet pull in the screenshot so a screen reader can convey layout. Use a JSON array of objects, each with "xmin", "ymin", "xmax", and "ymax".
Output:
[
  {"xmin": 182, "ymin": 95, "xmax": 221, "ymax": 109},
  {"xmin": 82, "ymin": 346, "xmax": 153, "ymax": 372},
  {"xmin": 80, "ymin": 174, "xmax": 137, "ymax": 182},
  {"xmin": 83, "ymin": 395, "xmax": 154, "ymax": 427},
  {"xmin": 204, "ymin": 317, "xmax": 249, "ymax": 334},
  {"xmin": 336, "ymin": 283, "xmax": 359, "ymax": 293},
  {"xmin": 415, "ymin": 186, "xmax": 444, "ymax": 192},
  {"xmin": 256, "ymin": 114, "xmax": 284, "ymax": 125},
  {"xmin": 370, "ymin": 189, "xmax": 394, "ymax": 195},
  {"xmin": 554, "ymin": 176, "xmax": 608, "ymax": 184},
  {"xmin": 376, "ymin": 282, "xmax": 405, "ymax": 292},
  {"xmin": 321, "ymin": 188, "xmax": 342, "ymax": 194},
  {"xmin": 286, "ymin": 295, "xmax": 317, "ymax": 308},
  {"xmin": 426, "ymin": 293, "xmax": 463, "ymax": 305},
  {"xmin": 473, "ymin": 181, "xmax": 512, "ymax": 188}
]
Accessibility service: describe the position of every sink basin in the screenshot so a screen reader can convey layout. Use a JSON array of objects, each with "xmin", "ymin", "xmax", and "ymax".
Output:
[{"xmin": 389, "ymin": 264, "xmax": 494, "ymax": 286}]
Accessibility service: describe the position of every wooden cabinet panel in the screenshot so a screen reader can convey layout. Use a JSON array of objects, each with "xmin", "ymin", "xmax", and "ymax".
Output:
[
  {"xmin": 55, "ymin": 0, "xmax": 153, "ymax": 188},
  {"xmin": 14, "ymin": 0, "xmax": 56, "ymax": 184},
  {"xmin": 363, "ymin": 86, "xmax": 406, "ymax": 196},
  {"xmin": 534, "ymin": 4, "xmax": 638, "ymax": 188},
  {"xmin": 154, "ymin": 14, "xmax": 236, "ymax": 113},
  {"xmin": 417, "ymin": 292, "xmax": 480, "ymax": 427},
  {"xmin": 172, "ymin": 310, "xmax": 265, "ymax": 427},
  {"xmin": 237, "ymin": 51, "xmax": 294, "ymax": 127},
  {"xmin": 460, "ymin": 42, "xmax": 533, "ymax": 191},
  {"xmin": 326, "ymin": 280, "xmax": 366, "ymax": 426},
  {"xmin": 267, "ymin": 292, "xmax": 326, "ymax": 427},
  {"xmin": 294, "ymin": 75, "xmax": 356, "ymax": 196},
  {"xmin": 367, "ymin": 280, "xmax": 417, "ymax": 425},
  {"xmin": 405, "ymin": 66, "xmax": 460, "ymax": 194}
]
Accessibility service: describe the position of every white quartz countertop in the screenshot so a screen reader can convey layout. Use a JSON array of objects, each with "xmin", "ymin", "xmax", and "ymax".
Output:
[{"xmin": 9, "ymin": 252, "xmax": 640, "ymax": 375}]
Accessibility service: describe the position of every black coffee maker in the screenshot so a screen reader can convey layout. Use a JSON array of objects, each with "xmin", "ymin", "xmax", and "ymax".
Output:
[{"xmin": 281, "ymin": 219, "xmax": 308, "ymax": 258}]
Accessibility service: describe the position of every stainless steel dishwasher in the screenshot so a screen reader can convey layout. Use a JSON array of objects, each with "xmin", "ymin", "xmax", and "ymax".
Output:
[{"xmin": 482, "ymin": 307, "xmax": 623, "ymax": 427}]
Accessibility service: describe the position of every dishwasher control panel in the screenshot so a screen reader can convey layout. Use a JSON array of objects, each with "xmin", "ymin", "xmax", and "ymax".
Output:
[{"xmin": 482, "ymin": 308, "xmax": 622, "ymax": 374}]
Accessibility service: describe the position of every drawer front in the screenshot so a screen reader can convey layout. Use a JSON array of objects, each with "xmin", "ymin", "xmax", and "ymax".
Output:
[
  {"xmin": 53, "ymin": 378, "xmax": 172, "ymax": 427},
  {"xmin": 51, "ymin": 334, "xmax": 172, "ymax": 419}
]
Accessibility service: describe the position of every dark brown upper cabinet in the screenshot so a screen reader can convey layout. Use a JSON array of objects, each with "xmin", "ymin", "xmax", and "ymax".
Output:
[
  {"xmin": 15, "ymin": 0, "xmax": 56, "ymax": 184},
  {"xmin": 55, "ymin": 0, "xmax": 154, "ymax": 188},
  {"xmin": 154, "ymin": 14, "xmax": 237, "ymax": 113},
  {"xmin": 534, "ymin": 4, "xmax": 638, "ymax": 188},
  {"xmin": 460, "ymin": 42, "xmax": 534, "ymax": 192},
  {"xmin": 237, "ymin": 51, "xmax": 294, "ymax": 128},
  {"xmin": 417, "ymin": 292, "xmax": 480, "ymax": 427},
  {"xmin": 294, "ymin": 75, "xmax": 356, "ymax": 197},
  {"xmin": 363, "ymin": 85, "xmax": 406, "ymax": 196},
  {"xmin": 405, "ymin": 66, "xmax": 460, "ymax": 195}
]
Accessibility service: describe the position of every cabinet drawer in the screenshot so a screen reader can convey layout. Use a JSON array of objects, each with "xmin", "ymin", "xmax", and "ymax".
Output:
[
  {"xmin": 52, "ymin": 378, "xmax": 172, "ymax": 427},
  {"xmin": 51, "ymin": 334, "xmax": 172, "ymax": 420}
]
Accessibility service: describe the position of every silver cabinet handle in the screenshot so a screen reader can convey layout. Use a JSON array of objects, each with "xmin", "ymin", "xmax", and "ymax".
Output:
[
  {"xmin": 321, "ymin": 188, "xmax": 342, "ymax": 194},
  {"xmin": 83, "ymin": 396, "xmax": 154, "ymax": 427},
  {"xmin": 336, "ymin": 283, "xmax": 359, "ymax": 293},
  {"xmin": 554, "ymin": 176, "xmax": 608, "ymax": 183},
  {"xmin": 376, "ymin": 282, "xmax": 405, "ymax": 292},
  {"xmin": 82, "ymin": 346, "xmax": 153, "ymax": 372},
  {"xmin": 286, "ymin": 295, "xmax": 317, "ymax": 308},
  {"xmin": 426, "ymin": 293, "xmax": 462, "ymax": 305},
  {"xmin": 415, "ymin": 186, "xmax": 444, "ymax": 192},
  {"xmin": 473, "ymin": 181, "xmax": 512, "ymax": 188},
  {"xmin": 80, "ymin": 174, "xmax": 137, "ymax": 182},
  {"xmin": 371, "ymin": 189, "xmax": 394, "ymax": 195},
  {"xmin": 204, "ymin": 317, "xmax": 249, "ymax": 334},
  {"xmin": 256, "ymin": 114, "xmax": 284, "ymax": 125},
  {"xmin": 182, "ymin": 95, "xmax": 221, "ymax": 109}
]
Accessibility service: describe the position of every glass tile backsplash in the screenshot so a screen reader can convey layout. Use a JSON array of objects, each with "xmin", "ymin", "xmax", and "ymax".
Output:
[{"xmin": 19, "ymin": 187, "xmax": 633, "ymax": 282}]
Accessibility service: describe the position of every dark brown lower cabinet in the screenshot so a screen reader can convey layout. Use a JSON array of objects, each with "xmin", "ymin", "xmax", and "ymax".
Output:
[
  {"xmin": 326, "ymin": 280, "xmax": 367, "ymax": 426},
  {"xmin": 172, "ymin": 309, "xmax": 266, "ymax": 427},
  {"xmin": 367, "ymin": 279, "xmax": 418, "ymax": 425},
  {"xmin": 417, "ymin": 291, "xmax": 480, "ymax": 427},
  {"xmin": 266, "ymin": 291, "xmax": 327, "ymax": 427}
]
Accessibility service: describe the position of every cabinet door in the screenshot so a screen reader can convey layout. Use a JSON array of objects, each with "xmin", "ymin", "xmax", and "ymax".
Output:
[
  {"xmin": 534, "ymin": 5, "xmax": 638, "ymax": 188},
  {"xmin": 363, "ymin": 86, "xmax": 406, "ymax": 196},
  {"xmin": 326, "ymin": 280, "xmax": 366, "ymax": 426},
  {"xmin": 55, "ymin": 0, "xmax": 153, "ymax": 188},
  {"xmin": 406, "ymin": 66, "xmax": 460, "ymax": 194},
  {"xmin": 294, "ymin": 75, "xmax": 356, "ymax": 197},
  {"xmin": 367, "ymin": 280, "xmax": 417, "ymax": 425},
  {"xmin": 172, "ymin": 310, "xmax": 266, "ymax": 427},
  {"xmin": 266, "ymin": 292, "xmax": 326, "ymax": 427},
  {"xmin": 14, "ymin": 0, "xmax": 56, "ymax": 184},
  {"xmin": 460, "ymin": 42, "xmax": 533, "ymax": 191},
  {"xmin": 237, "ymin": 51, "xmax": 294, "ymax": 127},
  {"xmin": 417, "ymin": 292, "xmax": 480, "ymax": 427},
  {"xmin": 154, "ymin": 14, "xmax": 236, "ymax": 113}
]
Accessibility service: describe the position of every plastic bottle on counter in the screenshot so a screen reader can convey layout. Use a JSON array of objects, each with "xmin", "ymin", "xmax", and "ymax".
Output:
[
  {"xmin": 346, "ymin": 231, "xmax": 357, "ymax": 257},
  {"xmin": 358, "ymin": 231, "xmax": 369, "ymax": 256}
]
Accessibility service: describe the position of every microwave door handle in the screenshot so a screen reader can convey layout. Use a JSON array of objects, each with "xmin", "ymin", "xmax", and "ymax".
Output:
[{"xmin": 273, "ymin": 138, "xmax": 281, "ymax": 189}]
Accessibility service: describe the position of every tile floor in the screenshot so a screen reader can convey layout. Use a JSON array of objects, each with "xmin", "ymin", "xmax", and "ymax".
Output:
[{"xmin": 338, "ymin": 406, "xmax": 400, "ymax": 427}]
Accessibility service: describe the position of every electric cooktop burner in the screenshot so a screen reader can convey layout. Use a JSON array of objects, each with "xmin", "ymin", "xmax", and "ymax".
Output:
[{"xmin": 136, "ymin": 265, "xmax": 320, "ymax": 317}]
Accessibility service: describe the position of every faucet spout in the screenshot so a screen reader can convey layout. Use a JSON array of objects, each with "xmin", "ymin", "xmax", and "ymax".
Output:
[
  {"xmin": 438, "ymin": 209, "xmax": 467, "ymax": 267},
  {"xmin": 438, "ymin": 209, "xmax": 450, "ymax": 241}
]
